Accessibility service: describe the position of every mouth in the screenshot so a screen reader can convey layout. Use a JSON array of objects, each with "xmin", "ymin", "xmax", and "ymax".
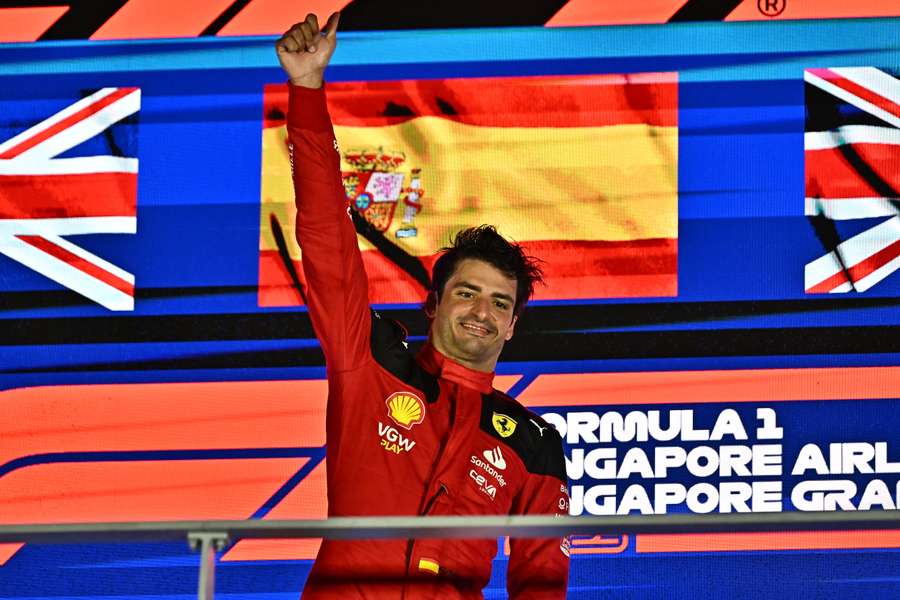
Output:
[{"xmin": 458, "ymin": 321, "xmax": 493, "ymax": 337}]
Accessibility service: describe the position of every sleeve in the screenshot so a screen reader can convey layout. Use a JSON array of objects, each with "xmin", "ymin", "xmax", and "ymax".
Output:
[
  {"xmin": 507, "ymin": 431, "xmax": 571, "ymax": 600},
  {"xmin": 287, "ymin": 82, "xmax": 371, "ymax": 373}
]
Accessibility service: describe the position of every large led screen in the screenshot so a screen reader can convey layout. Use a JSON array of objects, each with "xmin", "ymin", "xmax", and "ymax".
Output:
[{"xmin": 1, "ymin": 13, "xmax": 899, "ymax": 600}]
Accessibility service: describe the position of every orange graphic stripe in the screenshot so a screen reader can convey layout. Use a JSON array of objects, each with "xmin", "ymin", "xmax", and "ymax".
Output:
[
  {"xmin": 0, "ymin": 6, "xmax": 68, "ymax": 42},
  {"xmin": 546, "ymin": 0, "xmax": 688, "ymax": 26},
  {"xmin": 0, "ymin": 543, "xmax": 23, "ymax": 566},
  {"xmin": 0, "ymin": 381, "xmax": 327, "ymax": 468},
  {"xmin": 0, "ymin": 459, "xmax": 307, "ymax": 524},
  {"xmin": 217, "ymin": 0, "xmax": 351, "ymax": 37},
  {"xmin": 546, "ymin": 0, "xmax": 900, "ymax": 25},
  {"xmin": 90, "ymin": 0, "xmax": 233, "ymax": 40},
  {"xmin": 637, "ymin": 529, "xmax": 900, "ymax": 553},
  {"xmin": 492, "ymin": 376, "xmax": 524, "ymax": 394},
  {"xmin": 516, "ymin": 366, "xmax": 900, "ymax": 408},
  {"xmin": 222, "ymin": 535, "xmax": 323, "ymax": 562},
  {"xmin": 222, "ymin": 460, "xmax": 328, "ymax": 561},
  {"xmin": 264, "ymin": 74, "xmax": 678, "ymax": 129},
  {"xmin": 726, "ymin": 0, "xmax": 900, "ymax": 21}
]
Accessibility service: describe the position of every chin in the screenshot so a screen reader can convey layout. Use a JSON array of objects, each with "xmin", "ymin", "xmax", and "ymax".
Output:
[
  {"xmin": 448, "ymin": 338, "xmax": 481, "ymax": 356},
  {"xmin": 462, "ymin": 341, "xmax": 499, "ymax": 361}
]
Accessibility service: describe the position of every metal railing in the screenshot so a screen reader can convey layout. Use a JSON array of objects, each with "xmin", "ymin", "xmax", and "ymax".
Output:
[{"xmin": 2, "ymin": 511, "xmax": 899, "ymax": 600}]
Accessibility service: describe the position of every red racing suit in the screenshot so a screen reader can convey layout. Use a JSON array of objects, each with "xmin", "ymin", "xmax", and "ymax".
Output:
[{"xmin": 288, "ymin": 82, "xmax": 570, "ymax": 599}]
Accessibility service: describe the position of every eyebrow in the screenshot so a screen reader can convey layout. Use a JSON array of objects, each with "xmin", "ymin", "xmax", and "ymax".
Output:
[{"xmin": 454, "ymin": 281, "xmax": 515, "ymax": 304}]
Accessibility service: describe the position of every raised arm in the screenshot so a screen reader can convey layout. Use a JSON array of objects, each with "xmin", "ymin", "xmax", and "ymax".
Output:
[{"xmin": 278, "ymin": 13, "xmax": 371, "ymax": 372}]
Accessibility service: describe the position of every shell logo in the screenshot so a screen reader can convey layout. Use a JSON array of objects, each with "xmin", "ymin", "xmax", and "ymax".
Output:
[{"xmin": 385, "ymin": 391, "xmax": 426, "ymax": 430}]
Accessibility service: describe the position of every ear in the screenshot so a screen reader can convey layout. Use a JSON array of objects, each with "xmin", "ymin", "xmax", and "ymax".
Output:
[
  {"xmin": 424, "ymin": 291, "xmax": 438, "ymax": 319},
  {"xmin": 505, "ymin": 314, "xmax": 518, "ymax": 341}
]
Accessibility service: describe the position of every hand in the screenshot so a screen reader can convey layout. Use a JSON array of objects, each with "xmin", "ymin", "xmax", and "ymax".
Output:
[{"xmin": 276, "ymin": 12, "xmax": 340, "ymax": 89}]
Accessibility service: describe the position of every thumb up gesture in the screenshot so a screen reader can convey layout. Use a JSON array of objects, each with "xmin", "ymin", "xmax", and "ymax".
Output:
[{"xmin": 276, "ymin": 12, "xmax": 340, "ymax": 89}]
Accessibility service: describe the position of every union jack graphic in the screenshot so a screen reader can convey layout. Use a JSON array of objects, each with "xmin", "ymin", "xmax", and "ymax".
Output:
[
  {"xmin": 0, "ymin": 87, "xmax": 140, "ymax": 310},
  {"xmin": 804, "ymin": 67, "xmax": 900, "ymax": 294}
]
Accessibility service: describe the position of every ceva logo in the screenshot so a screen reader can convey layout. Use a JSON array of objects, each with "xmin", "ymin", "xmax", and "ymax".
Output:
[{"xmin": 469, "ymin": 469, "xmax": 497, "ymax": 500}]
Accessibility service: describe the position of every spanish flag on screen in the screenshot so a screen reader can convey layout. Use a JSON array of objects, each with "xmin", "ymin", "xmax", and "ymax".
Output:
[{"xmin": 258, "ymin": 73, "xmax": 677, "ymax": 306}]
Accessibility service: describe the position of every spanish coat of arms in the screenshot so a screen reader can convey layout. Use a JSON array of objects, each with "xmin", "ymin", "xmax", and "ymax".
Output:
[{"xmin": 341, "ymin": 147, "xmax": 424, "ymax": 238}]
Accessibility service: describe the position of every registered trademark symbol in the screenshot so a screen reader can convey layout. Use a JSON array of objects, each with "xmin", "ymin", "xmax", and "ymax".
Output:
[{"xmin": 757, "ymin": 0, "xmax": 786, "ymax": 17}]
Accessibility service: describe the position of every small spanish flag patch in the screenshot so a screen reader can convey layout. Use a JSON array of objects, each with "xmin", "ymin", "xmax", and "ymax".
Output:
[{"xmin": 417, "ymin": 558, "xmax": 440, "ymax": 575}]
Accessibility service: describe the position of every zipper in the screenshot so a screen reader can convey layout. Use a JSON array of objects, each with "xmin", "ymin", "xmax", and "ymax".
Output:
[
  {"xmin": 422, "ymin": 483, "xmax": 448, "ymax": 516},
  {"xmin": 401, "ymin": 483, "xmax": 448, "ymax": 600},
  {"xmin": 401, "ymin": 383, "xmax": 458, "ymax": 599}
]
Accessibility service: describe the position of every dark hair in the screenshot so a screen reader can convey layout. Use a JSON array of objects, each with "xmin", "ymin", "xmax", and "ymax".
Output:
[{"xmin": 429, "ymin": 225, "xmax": 544, "ymax": 317}]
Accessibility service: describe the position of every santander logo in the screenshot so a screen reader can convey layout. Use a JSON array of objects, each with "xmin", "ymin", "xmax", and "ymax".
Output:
[{"xmin": 483, "ymin": 446, "xmax": 506, "ymax": 470}]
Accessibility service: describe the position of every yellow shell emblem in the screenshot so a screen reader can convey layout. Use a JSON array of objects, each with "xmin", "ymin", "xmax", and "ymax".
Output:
[
  {"xmin": 386, "ymin": 391, "xmax": 425, "ymax": 430},
  {"xmin": 492, "ymin": 412, "xmax": 517, "ymax": 438}
]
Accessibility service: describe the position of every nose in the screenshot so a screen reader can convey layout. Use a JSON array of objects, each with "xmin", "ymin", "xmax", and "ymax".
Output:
[{"xmin": 471, "ymin": 296, "xmax": 491, "ymax": 320}]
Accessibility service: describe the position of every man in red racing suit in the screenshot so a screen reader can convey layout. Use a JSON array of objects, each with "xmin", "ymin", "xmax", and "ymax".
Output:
[{"xmin": 278, "ymin": 13, "xmax": 571, "ymax": 599}]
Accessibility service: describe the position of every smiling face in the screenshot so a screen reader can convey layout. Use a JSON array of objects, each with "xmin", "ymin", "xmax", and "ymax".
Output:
[{"xmin": 427, "ymin": 258, "xmax": 519, "ymax": 372}]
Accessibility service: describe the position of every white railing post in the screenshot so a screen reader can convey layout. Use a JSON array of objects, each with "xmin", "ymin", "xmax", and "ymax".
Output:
[{"xmin": 188, "ymin": 532, "xmax": 229, "ymax": 600}]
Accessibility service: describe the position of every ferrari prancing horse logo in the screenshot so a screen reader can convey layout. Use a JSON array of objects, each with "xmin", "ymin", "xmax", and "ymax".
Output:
[{"xmin": 492, "ymin": 412, "xmax": 517, "ymax": 438}]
